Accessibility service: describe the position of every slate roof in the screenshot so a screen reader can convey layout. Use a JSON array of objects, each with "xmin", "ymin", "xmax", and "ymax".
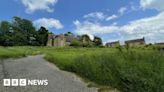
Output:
[
  {"xmin": 155, "ymin": 42, "xmax": 164, "ymax": 45},
  {"xmin": 106, "ymin": 41, "xmax": 119, "ymax": 45},
  {"xmin": 125, "ymin": 37, "xmax": 145, "ymax": 44},
  {"xmin": 65, "ymin": 35, "xmax": 75, "ymax": 42}
]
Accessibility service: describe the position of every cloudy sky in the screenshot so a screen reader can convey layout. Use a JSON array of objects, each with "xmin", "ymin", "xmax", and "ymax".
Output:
[{"xmin": 0, "ymin": 0, "xmax": 164, "ymax": 44}]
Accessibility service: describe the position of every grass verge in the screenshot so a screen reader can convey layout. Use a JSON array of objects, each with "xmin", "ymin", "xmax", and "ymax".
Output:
[
  {"xmin": 44, "ymin": 47, "xmax": 164, "ymax": 92},
  {"xmin": 0, "ymin": 46, "xmax": 164, "ymax": 92}
]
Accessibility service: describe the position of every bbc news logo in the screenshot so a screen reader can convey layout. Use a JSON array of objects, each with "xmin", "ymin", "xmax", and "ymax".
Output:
[{"xmin": 3, "ymin": 79, "xmax": 48, "ymax": 86}]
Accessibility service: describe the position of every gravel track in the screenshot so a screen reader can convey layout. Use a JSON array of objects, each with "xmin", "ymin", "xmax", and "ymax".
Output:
[{"xmin": 0, "ymin": 55, "xmax": 97, "ymax": 92}]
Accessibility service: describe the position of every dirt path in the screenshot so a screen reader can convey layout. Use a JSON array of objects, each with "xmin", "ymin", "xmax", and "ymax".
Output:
[{"xmin": 0, "ymin": 55, "xmax": 97, "ymax": 92}]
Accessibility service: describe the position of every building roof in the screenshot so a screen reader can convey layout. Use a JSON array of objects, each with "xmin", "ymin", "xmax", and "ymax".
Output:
[
  {"xmin": 125, "ymin": 37, "xmax": 145, "ymax": 43},
  {"xmin": 48, "ymin": 34, "xmax": 55, "ymax": 39},
  {"xmin": 54, "ymin": 34, "xmax": 65, "ymax": 39},
  {"xmin": 155, "ymin": 42, "xmax": 164, "ymax": 45},
  {"xmin": 65, "ymin": 35, "xmax": 75, "ymax": 42},
  {"xmin": 106, "ymin": 41, "xmax": 119, "ymax": 45}
]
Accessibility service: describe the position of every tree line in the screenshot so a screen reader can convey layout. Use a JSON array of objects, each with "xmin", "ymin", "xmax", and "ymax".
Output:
[
  {"xmin": 0, "ymin": 16, "xmax": 102, "ymax": 47},
  {"xmin": 0, "ymin": 16, "xmax": 49, "ymax": 46}
]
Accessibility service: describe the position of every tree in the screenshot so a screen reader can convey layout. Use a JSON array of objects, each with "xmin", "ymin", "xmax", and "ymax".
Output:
[
  {"xmin": 12, "ymin": 16, "xmax": 37, "ymax": 45},
  {"xmin": 11, "ymin": 17, "xmax": 27, "ymax": 45},
  {"xmin": 0, "ymin": 17, "xmax": 50, "ymax": 46},
  {"xmin": 36, "ymin": 26, "xmax": 49, "ymax": 46},
  {"xmin": 93, "ymin": 36, "xmax": 102, "ymax": 46},
  {"xmin": 64, "ymin": 32, "xmax": 73, "ymax": 36},
  {"xmin": 81, "ymin": 34, "xmax": 93, "ymax": 47},
  {"xmin": 0, "ymin": 21, "xmax": 14, "ymax": 46}
]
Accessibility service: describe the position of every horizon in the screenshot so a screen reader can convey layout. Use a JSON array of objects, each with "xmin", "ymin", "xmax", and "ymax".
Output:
[{"xmin": 0, "ymin": 0, "xmax": 164, "ymax": 44}]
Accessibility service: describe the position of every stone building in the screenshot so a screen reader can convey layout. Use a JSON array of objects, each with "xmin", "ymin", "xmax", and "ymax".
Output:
[
  {"xmin": 65, "ymin": 35, "xmax": 75, "ymax": 45},
  {"xmin": 47, "ymin": 33, "xmax": 76, "ymax": 47},
  {"xmin": 106, "ymin": 41, "xmax": 120, "ymax": 47},
  {"xmin": 47, "ymin": 34, "xmax": 66, "ymax": 47},
  {"xmin": 47, "ymin": 34, "xmax": 55, "ymax": 46},
  {"xmin": 53, "ymin": 34, "xmax": 66, "ymax": 47},
  {"xmin": 125, "ymin": 37, "xmax": 145, "ymax": 47},
  {"xmin": 155, "ymin": 42, "xmax": 164, "ymax": 45}
]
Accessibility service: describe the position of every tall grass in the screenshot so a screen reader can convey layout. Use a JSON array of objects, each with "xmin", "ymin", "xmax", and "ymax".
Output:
[
  {"xmin": 0, "ymin": 46, "xmax": 164, "ymax": 91},
  {"xmin": 0, "ymin": 46, "xmax": 41, "ymax": 59},
  {"xmin": 45, "ymin": 48, "xmax": 164, "ymax": 92}
]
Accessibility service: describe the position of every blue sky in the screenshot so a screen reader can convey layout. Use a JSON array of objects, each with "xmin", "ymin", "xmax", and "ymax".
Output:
[{"xmin": 0, "ymin": 0, "xmax": 164, "ymax": 44}]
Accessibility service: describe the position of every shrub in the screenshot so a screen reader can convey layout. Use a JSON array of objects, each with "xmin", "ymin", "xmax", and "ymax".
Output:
[{"xmin": 70, "ymin": 39, "xmax": 83, "ymax": 47}]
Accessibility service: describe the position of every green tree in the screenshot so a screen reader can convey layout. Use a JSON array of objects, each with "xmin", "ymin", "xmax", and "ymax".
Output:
[
  {"xmin": 81, "ymin": 34, "xmax": 93, "ymax": 47},
  {"xmin": 12, "ymin": 16, "xmax": 37, "ymax": 45},
  {"xmin": 93, "ymin": 36, "xmax": 102, "ymax": 46},
  {"xmin": 0, "ymin": 21, "xmax": 14, "ymax": 46},
  {"xmin": 64, "ymin": 32, "xmax": 73, "ymax": 36},
  {"xmin": 36, "ymin": 26, "xmax": 49, "ymax": 46}
]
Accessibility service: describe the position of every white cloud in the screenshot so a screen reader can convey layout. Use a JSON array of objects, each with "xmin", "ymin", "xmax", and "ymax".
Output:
[
  {"xmin": 84, "ymin": 12, "xmax": 106, "ymax": 20},
  {"xmin": 74, "ymin": 12, "xmax": 164, "ymax": 43},
  {"xmin": 118, "ymin": 7, "xmax": 127, "ymax": 15},
  {"xmin": 73, "ymin": 20, "xmax": 81, "ymax": 26},
  {"xmin": 84, "ymin": 12, "xmax": 118, "ymax": 21},
  {"xmin": 119, "ymin": 12, "xmax": 164, "ymax": 43},
  {"xmin": 106, "ymin": 14, "xmax": 118, "ymax": 21},
  {"xmin": 84, "ymin": 7, "xmax": 128, "ymax": 22},
  {"xmin": 111, "ymin": 22, "xmax": 118, "ymax": 26},
  {"xmin": 34, "ymin": 18, "xmax": 63, "ymax": 29},
  {"xmin": 140, "ymin": 0, "xmax": 164, "ymax": 11},
  {"xmin": 130, "ymin": 2, "xmax": 140, "ymax": 11},
  {"xmin": 88, "ymin": 34, "xmax": 94, "ymax": 41},
  {"xmin": 73, "ymin": 20, "xmax": 119, "ymax": 35},
  {"xmin": 20, "ymin": 0, "xmax": 58, "ymax": 13},
  {"xmin": 73, "ymin": 20, "xmax": 115, "ymax": 40}
]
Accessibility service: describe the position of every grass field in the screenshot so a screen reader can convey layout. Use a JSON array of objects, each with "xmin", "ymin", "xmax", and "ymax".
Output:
[
  {"xmin": 0, "ymin": 46, "xmax": 42, "ymax": 59},
  {"xmin": 0, "ymin": 46, "xmax": 164, "ymax": 92}
]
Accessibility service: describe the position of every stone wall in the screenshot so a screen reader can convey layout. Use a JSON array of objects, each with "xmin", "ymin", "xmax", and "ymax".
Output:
[
  {"xmin": 47, "ymin": 34, "xmax": 67, "ymax": 47},
  {"xmin": 53, "ymin": 35, "xmax": 66, "ymax": 47}
]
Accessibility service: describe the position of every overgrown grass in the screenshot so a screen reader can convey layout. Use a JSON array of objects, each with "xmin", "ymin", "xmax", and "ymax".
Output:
[
  {"xmin": 44, "ymin": 48, "xmax": 115, "ymax": 70},
  {"xmin": 0, "ymin": 46, "xmax": 164, "ymax": 92},
  {"xmin": 44, "ymin": 47, "xmax": 164, "ymax": 92},
  {"xmin": 0, "ymin": 46, "xmax": 41, "ymax": 59}
]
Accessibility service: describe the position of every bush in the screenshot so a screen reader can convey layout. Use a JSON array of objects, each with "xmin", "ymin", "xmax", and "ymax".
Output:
[{"xmin": 70, "ymin": 39, "xmax": 83, "ymax": 47}]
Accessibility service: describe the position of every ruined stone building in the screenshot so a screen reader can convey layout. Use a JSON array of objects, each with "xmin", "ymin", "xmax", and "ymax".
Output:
[
  {"xmin": 106, "ymin": 41, "xmax": 120, "ymax": 47},
  {"xmin": 65, "ymin": 35, "xmax": 75, "ymax": 45},
  {"xmin": 53, "ymin": 35, "xmax": 66, "ymax": 47},
  {"xmin": 155, "ymin": 42, "xmax": 164, "ymax": 46},
  {"xmin": 47, "ymin": 34, "xmax": 54, "ymax": 46},
  {"xmin": 47, "ymin": 33, "xmax": 76, "ymax": 47},
  {"xmin": 125, "ymin": 37, "xmax": 145, "ymax": 47},
  {"xmin": 47, "ymin": 34, "xmax": 66, "ymax": 47}
]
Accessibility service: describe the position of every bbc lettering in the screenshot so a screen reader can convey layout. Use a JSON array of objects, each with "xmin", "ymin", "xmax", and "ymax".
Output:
[
  {"xmin": 3, "ymin": 79, "xmax": 48, "ymax": 86},
  {"xmin": 4, "ymin": 79, "xmax": 26, "ymax": 86}
]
